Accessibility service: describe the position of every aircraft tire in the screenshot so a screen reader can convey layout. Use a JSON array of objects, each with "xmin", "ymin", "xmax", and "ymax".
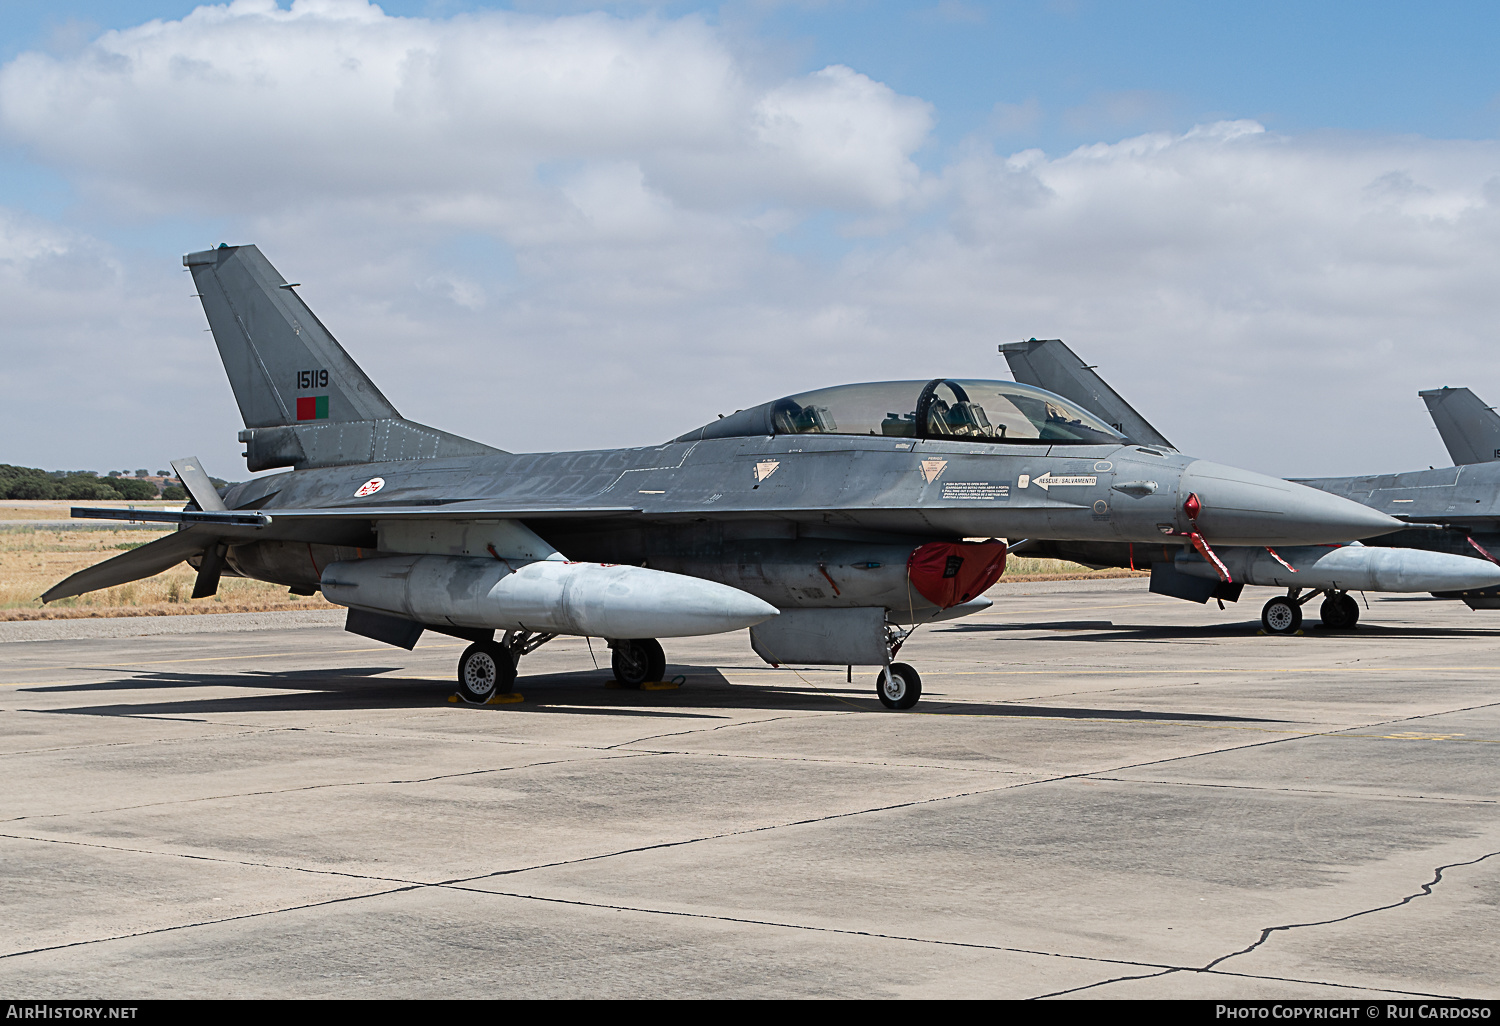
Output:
[
  {"xmin": 1320, "ymin": 593, "xmax": 1359, "ymax": 630},
  {"xmin": 877, "ymin": 662, "xmax": 922, "ymax": 710},
  {"xmin": 611, "ymin": 638, "xmax": 666, "ymax": 687},
  {"xmin": 1340, "ymin": 593, "xmax": 1360, "ymax": 628},
  {"xmin": 457, "ymin": 641, "xmax": 516, "ymax": 704},
  {"xmin": 1261, "ymin": 596, "xmax": 1302, "ymax": 635}
]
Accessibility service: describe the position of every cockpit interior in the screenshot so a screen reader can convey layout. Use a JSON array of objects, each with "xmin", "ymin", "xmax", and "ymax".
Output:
[{"xmin": 678, "ymin": 379, "xmax": 1125, "ymax": 445}]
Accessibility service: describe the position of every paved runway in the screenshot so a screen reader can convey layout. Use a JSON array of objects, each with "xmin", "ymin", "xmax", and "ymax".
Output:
[{"xmin": 1, "ymin": 578, "xmax": 1496, "ymax": 999}]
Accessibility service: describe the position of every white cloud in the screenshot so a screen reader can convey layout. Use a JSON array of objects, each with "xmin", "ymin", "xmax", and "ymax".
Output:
[
  {"xmin": 845, "ymin": 123, "xmax": 1500, "ymax": 474},
  {"xmin": 0, "ymin": 211, "xmax": 240, "ymax": 471},
  {"xmin": 0, "ymin": 0, "xmax": 931, "ymax": 220},
  {"xmin": 2, "ymin": 4, "xmax": 1500, "ymax": 482}
]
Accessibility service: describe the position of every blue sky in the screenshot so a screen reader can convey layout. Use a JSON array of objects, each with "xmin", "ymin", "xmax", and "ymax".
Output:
[{"xmin": 2, "ymin": 1, "xmax": 1500, "ymax": 475}]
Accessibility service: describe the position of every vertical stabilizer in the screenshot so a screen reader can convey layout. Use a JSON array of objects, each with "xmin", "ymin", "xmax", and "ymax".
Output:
[
  {"xmin": 999, "ymin": 338, "xmax": 1175, "ymax": 449},
  {"xmin": 1419, "ymin": 387, "xmax": 1500, "ymax": 465},
  {"xmin": 184, "ymin": 245, "xmax": 502, "ymax": 471},
  {"xmin": 186, "ymin": 245, "xmax": 399, "ymax": 428}
]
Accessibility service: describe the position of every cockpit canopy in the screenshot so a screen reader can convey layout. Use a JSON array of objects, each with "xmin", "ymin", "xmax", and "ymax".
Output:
[{"xmin": 676, "ymin": 379, "xmax": 1126, "ymax": 445}]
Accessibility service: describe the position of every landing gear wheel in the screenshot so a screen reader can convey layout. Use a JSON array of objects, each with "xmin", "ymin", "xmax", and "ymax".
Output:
[
  {"xmin": 877, "ymin": 662, "xmax": 922, "ymax": 710},
  {"xmin": 457, "ymin": 642, "xmax": 516, "ymax": 704},
  {"xmin": 611, "ymin": 638, "xmax": 666, "ymax": 688},
  {"xmin": 1319, "ymin": 593, "xmax": 1360, "ymax": 630},
  {"xmin": 1261, "ymin": 596, "xmax": 1302, "ymax": 635}
]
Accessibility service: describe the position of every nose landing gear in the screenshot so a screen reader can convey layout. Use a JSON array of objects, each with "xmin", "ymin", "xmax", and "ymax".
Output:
[{"xmin": 876, "ymin": 662, "xmax": 923, "ymax": 710}]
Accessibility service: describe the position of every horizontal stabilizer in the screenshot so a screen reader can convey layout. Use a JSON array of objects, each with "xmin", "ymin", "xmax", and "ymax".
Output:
[
  {"xmin": 42, "ymin": 528, "xmax": 213, "ymax": 603},
  {"xmin": 1419, "ymin": 387, "xmax": 1500, "ymax": 466},
  {"xmin": 72, "ymin": 507, "xmax": 270, "ymax": 528},
  {"xmin": 1000, "ymin": 339, "xmax": 1174, "ymax": 449},
  {"xmin": 281, "ymin": 503, "xmax": 639, "ymax": 521}
]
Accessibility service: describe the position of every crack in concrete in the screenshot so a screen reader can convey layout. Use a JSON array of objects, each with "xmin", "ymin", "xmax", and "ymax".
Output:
[
  {"xmin": 1199, "ymin": 850, "xmax": 1500, "ymax": 972},
  {"xmin": 437, "ymin": 886, "xmax": 1467, "ymax": 1000},
  {"xmin": 1034, "ymin": 852, "xmax": 1500, "ymax": 999}
]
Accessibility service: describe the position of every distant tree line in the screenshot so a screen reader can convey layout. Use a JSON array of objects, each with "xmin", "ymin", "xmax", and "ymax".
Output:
[{"xmin": 1, "ymin": 465, "xmax": 165, "ymax": 501}]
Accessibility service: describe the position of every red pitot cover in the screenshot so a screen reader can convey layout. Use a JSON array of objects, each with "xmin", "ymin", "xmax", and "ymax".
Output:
[{"xmin": 906, "ymin": 541, "xmax": 1008, "ymax": 608}]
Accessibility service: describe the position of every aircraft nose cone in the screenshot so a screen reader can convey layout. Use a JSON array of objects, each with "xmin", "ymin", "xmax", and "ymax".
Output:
[{"xmin": 1180, "ymin": 460, "xmax": 1402, "ymax": 545}]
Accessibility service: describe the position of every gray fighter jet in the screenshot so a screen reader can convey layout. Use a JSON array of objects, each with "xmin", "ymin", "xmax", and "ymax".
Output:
[
  {"xmin": 1295, "ymin": 387, "xmax": 1500, "ymax": 610},
  {"xmin": 45, "ymin": 246, "xmax": 1401, "ymax": 708},
  {"xmin": 1000, "ymin": 339, "xmax": 1500, "ymax": 631}
]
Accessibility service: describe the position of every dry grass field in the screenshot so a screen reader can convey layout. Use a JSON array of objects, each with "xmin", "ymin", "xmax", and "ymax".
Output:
[
  {"xmin": 1001, "ymin": 555, "xmax": 1144, "ymax": 581},
  {"xmin": 0, "ymin": 527, "xmax": 333, "ymax": 620},
  {"xmin": 0, "ymin": 500, "xmax": 181, "ymax": 521}
]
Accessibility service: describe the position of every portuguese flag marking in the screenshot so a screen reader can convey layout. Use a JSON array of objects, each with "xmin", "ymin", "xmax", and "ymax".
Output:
[{"xmin": 297, "ymin": 396, "xmax": 329, "ymax": 421}]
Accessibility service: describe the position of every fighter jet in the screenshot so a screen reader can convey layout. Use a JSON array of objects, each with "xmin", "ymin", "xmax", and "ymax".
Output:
[
  {"xmin": 999, "ymin": 339, "xmax": 1500, "ymax": 632},
  {"xmin": 45, "ymin": 246, "xmax": 1401, "ymax": 707},
  {"xmin": 1294, "ymin": 386, "xmax": 1500, "ymax": 611}
]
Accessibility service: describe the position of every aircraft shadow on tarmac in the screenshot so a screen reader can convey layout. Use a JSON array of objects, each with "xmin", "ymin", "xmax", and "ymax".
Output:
[
  {"xmin": 939, "ymin": 620, "xmax": 1500, "ymax": 641},
  {"xmin": 19, "ymin": 664, "xmax": 1277, "ymax": 724}
]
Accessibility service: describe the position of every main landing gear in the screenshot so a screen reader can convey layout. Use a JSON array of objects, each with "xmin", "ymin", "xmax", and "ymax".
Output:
[
  {"xmin": 1261, "ymin": 588, "xmax": 1360, "ymax": 635},
  {"xmin": 1319, "ymin": 592, "xmax": 1360, "ymax": 630},
  {"xmin": 451, "ymin": 633, "xmax": 671, "ymax": 703},
  {"xmin": 454, "ymin": 629, "xmax": 557, "ymax": 704},
  {"xmin": 457, "ymin": 641, "xmax": 516, "ymax": 704},
  {"xmin": 608, "ymin": 638, "xmax": 666, "ymax": 688}
]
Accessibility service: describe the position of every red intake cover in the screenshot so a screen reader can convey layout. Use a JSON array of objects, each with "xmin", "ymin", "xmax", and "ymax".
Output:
[{"xmin": 907, "ymin": 540, "xmax": 1008, "ymax": 609}]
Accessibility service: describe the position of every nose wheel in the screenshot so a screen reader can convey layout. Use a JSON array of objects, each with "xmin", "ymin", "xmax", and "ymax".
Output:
[
  {"xmin": 876, "ymin": 662, "xmax": 923, "ymax": 709},
  {"xmin": 457, "ymin": 641, "xmax": 517, "ymax": 704},
  {"xmin": 610, "ymin": 638, "xmax": 666, "ymax": 688}
]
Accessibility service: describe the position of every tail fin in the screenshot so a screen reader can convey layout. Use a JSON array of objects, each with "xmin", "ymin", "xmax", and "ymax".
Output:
[
  {"xmin": 1419, "ymin": 387, "xmax": 1500, "ymax": 465},
  {"xmin": 185, "ymin": 244, "xmax": 502, "ymax": 471},
  {"xmin": 999, "ymin": 338, "xmax": 1175, "ymax": 450}
]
